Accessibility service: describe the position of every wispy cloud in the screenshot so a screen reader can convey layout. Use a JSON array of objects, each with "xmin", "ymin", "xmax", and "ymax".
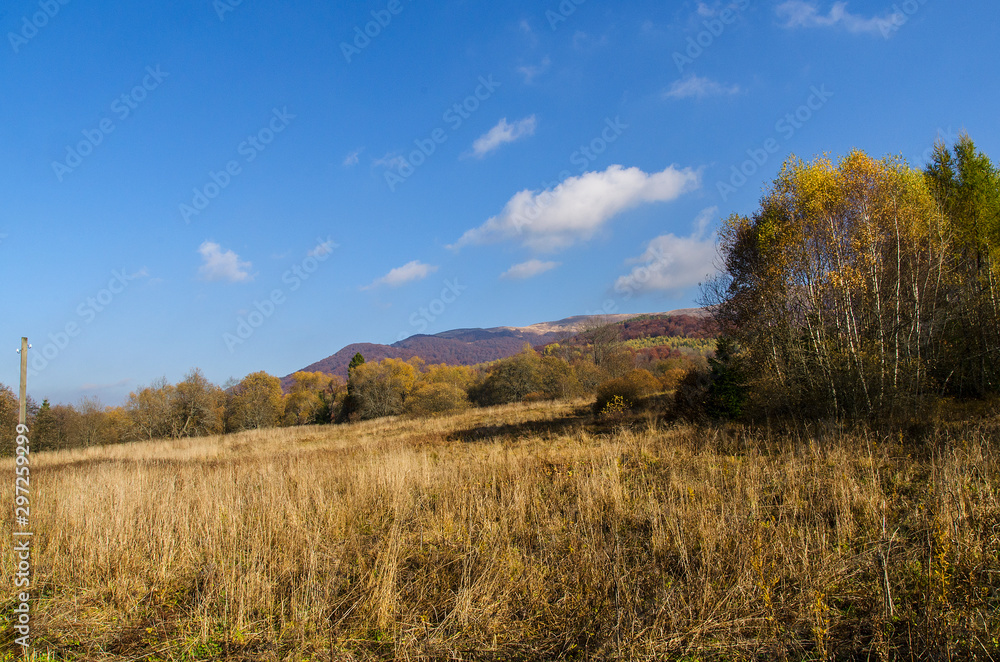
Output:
[
  {"xmin": 501, "ymin": 259, "xmax": 560, "ymax": 280},
  {"xmin": 517, "ymin": 56, "xmax": 551, "ymax": 84},
  {"xmin": 664, "ymin": 74, "xmax": 741, "ymax": 100},
  {"xmin": 197, "ymin": 241, "xmax": 252, "ymax": 283},
  {"xmin": 343, "ymin": 148, "xmax": 363, "ymax": 167},
  {"xmin": 519, "ymin": 19, "xmax": 538, "ymax": 46},
  {"xmin": 450, "ymin": 164, "xmax": 701, "ymax": 253},
  {"xmin": 471, "ymin": 116, "xmax": 538, "ymax": 158},
  {"xmin": 373, "ymin": 153, "xmax": 407, "ymax": 170},
  {"xmin": 614, "ymin": 207, "xmax": 719, "ymax": 296},
  {"xmin": 363, "ymin": 260, "xmax": 439, "ymax": 289},
  {"xmin": 775, "ymin": 1, "xmax": 903, "ymax": 35}
]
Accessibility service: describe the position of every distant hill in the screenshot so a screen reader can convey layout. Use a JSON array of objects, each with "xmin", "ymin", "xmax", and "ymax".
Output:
[{"xmin": 283, "ymin": 308, "xmax": 711, "ymax": 385}]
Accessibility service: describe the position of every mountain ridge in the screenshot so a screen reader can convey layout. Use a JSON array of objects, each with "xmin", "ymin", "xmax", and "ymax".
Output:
[{"xmin": 284, "ymin": 308, "xmax": 709, "ymax": 383}]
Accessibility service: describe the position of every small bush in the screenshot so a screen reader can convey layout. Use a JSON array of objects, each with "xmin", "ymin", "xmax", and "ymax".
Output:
[
  {"xmin": 659, "ymin": 367, "xmax": 687, "ymax": 391},
  {"xmin": 405, "ymin": 382, "xmax": 470, "ymax": 417},
  {"xmin": 673, "ymin": 367, "xmax": 711, "ymax": 421},
  {"xmin": 593, "ymin": 369, "xmax": 660, "ymax": 415},
  {"xmin": 599, "ymin": 394, "xmax": 631, "ymax": 420}
]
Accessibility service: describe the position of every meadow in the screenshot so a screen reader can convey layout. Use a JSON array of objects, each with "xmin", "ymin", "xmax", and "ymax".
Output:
[{"xmin": 2, "ymin": 399, "xmax": 999, "ymax": 660}]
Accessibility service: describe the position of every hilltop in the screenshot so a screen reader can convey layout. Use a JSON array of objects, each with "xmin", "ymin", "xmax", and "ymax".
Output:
[{"xmin": 285, "ymin": 308, "xmax": 710, "ymax": 381}]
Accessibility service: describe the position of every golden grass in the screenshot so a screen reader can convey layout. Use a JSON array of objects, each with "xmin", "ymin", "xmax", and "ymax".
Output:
[{"xmin": 2, "ymin": 400, "xmax": 1000, "ymax": 660}]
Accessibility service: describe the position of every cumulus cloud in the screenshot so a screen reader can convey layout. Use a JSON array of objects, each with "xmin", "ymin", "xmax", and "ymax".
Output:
[
  {"xmin": 197, "ymin": 241, "xmax": 252, "ymax": 283},
  {"xmin": 775, "ymin": 1, "xmax": 903, "ymax": 35},
  {"xmin": 664, "ymin": 74, "xmax": 741, "ymax": 100},
  {"xmin": 471, "ymin": 116, "xmax": 538, "ymax": 158},
  {"xmin": 449, "ymin": 164, "xmax": 701, "ymax": 253},
  {"xmin": 501, "ymin": 259, "xmax": 560, "ymax": 280},
  {"xmin": 614, "ymin": 207, "xmax": 719, "ymax": 296},
  {"xmin": 363, "ymin": 260, "xmax": 438, "ymax": 289}
]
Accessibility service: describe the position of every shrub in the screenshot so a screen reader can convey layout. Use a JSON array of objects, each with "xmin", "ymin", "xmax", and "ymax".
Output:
[
  {"xmin": 660, "ymin": 368, "xmax": 687, "ymax": 391},
  {"xmin": 405, "ymin": 382, "xmax": 470, "ymax": 417},
  {"xmin": 672, "ymin": 367, "xmax": 711, "ymax": 421},
  {"xmin": 573, "ymin": 360, "xmax": 606, "ymax": 394},
  {"xmin": 539, "ymin": 356, "xmax": 582, "ymax": 400},
  {"xmin": 469, "ymin": 348, "xmax": 542, "ymax": 406},
  {"xmin": 593, "ymin": 369, "xmax": 660, "ymax": 415}
]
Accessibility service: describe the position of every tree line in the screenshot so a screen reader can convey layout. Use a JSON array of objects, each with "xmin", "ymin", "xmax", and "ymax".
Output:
[
  {"xmin": 700, "ymin": 134, "xmax": 1000, "ymax": 421},
  {"xmin": 1, "ymin": 327, "xmax": 712, "ymax": 452}
]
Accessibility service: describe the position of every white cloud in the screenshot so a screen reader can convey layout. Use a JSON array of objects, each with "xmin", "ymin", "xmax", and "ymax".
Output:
[
  {"xmin": 614, "ymin": 207, "xmax": 719, "ymax": 296},
  {"xmin": 449, "ymin": 164, "xmax": 701, "ymax": 253},
  {"xmin": 308, "ymin": 237, "xmax": 339, "ymax": 258},
  {"xmin": 519, "ymin": 19, "xmax": 538, "ymax": 46},
  {"xmin": 363, "ymin": 260, "xmax": 438, "ymax": 289},
  {"xmin": 471, "ymin": 116, "xmax": 538, "ymax": 158},
  {"xmin": 775, "ymin": 1, "xmax": 903, "ymax": 35},
  {"xmin": 197, "ymin": 241, "xmax": 252, "ymax": 283},
  {"xmin": 501, "ymin": 259, "xmax": 560, "ymax": 280},
  {"xmin": 664, "ymin": 74, "xmax": 741, "ymax": 100},
  {"xmin": 373, "ymin": 153, "xmax": 407, "ymax": 170},
  {"xmin": 518, "ymin": 56, "xmax": 551, "ymax": 84},
  {"xmin": 343, "ymin": 148, "xmax": 363, "ymax": 167},
  {"xmin": 572, "ymin": 30, "xmax": 607, "ymax": 50}
]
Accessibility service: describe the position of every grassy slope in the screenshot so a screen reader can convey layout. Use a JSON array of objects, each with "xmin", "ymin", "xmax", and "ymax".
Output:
[{"xmin": 2, "ymin": 401, "xmax": 1000, "ymax": 661}]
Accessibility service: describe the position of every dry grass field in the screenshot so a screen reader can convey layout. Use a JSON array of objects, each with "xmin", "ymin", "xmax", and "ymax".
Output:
[{"xmin": 3, "ymin": 399, "xmax": 1000, "ymax": 660}]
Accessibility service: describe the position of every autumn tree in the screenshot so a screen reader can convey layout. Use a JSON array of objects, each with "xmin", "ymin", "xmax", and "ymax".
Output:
[
  {"xmin": 283, "ymin": 371, "xmax": 341, "ymax": 425},
  {"xmin": 227, "ymin": 371, "xmax": 285, "ymax": 431},
  {"xmin": 349, "ymin": 358, "xmax": 418, "ymax": 419},
  {"xmin": 584, "ymin": 321, "xmax": 634, "ymax": 378},
  {"xmin": 126, "ymin": 378, "xmax": 175, "ymax": 440},
  {"xmin": 0, "ymin": 383, "xmax": 17, "ymax": 455},
  {"xmin": 170, "ymin": 368, "xmax": 224, "ymax": 437},
  {"xmin": 46, "ymin": 404, "xmax": 81, "ymax": 449},
  {"xmin": 469, "ymin": 346, "xmax": 543, "ymax": 406},
  {"xmin": 706, "ymin": 149, "xmax": 951, "ymax": 418},
  {"xmin": 77, "ymin": 397, "xmax": 109, "ymax": 447}
]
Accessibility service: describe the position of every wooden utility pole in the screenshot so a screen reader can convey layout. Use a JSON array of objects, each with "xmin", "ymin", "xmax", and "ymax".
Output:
[{"xmin": 19, "ymin": 337, "xmax": 28, "ymax": 426}]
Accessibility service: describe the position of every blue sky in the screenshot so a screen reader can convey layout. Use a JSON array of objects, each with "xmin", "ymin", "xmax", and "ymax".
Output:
[{"xmin": 2, "ymin": 0, "xmax": 997, "ymax": 405}]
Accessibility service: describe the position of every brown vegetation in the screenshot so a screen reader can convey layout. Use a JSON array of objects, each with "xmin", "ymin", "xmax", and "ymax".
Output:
[{"xmin": 3, "ymin": 400, "xmax": 999, "ymax": 660}]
